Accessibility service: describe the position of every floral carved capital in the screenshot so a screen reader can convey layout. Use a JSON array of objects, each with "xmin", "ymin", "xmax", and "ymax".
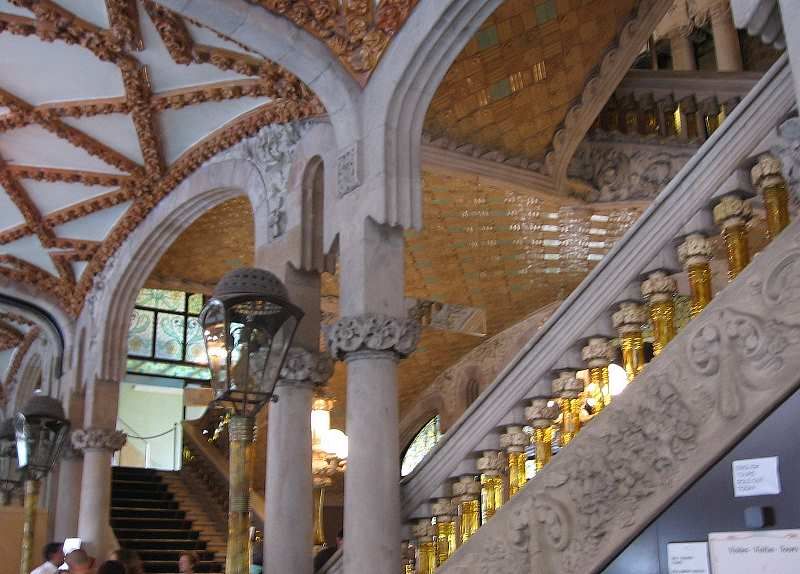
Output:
[
  {"xmin": 525, "ymin": 398, "xmax": 560, "ymax": 429},
  {"xmin": 641, "ymin": 271, "xmax": 678, "ymax": 303},
  {"xmin": 612, "ymin": 302, "xmax": 648, "ymax": 333},
  {"xmin": 499, "ymin": 425, "xmax": 529, "ymax": 453},
  {"xmin": 326, "ymin": 313, "xmax": 420, "ymax": 361},
  {"xmin": 713, "ymin": 194, "xmax": 753, "ymax": 228},
  {"xmin": 581, "ymin": 337, "xmax": 614, "ymax": 368},
  {"xmin": 771, "ymin": 118, "xmax": 800, "ymax": 202},
  {"xmin": 279, "ymin": 347, "xmax": 334, "ymax": 386},
  {"xmin": 71, "ymin": 428, "xmax": 127, "ymax": 452},
  {"xmin": 552, "ymin": 371, "xmax": 584, "ymax": 399},
  {"xmin": 678, "ymin": 233, "xmax": 713, "ymax": 268}
]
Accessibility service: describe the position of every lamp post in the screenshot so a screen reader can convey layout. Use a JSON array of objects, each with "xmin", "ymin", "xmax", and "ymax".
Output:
[
  {"xmin": 310, "ymin": 393, "xmax": 347, "ymax": 549},
  {"xmin": 14, "ymin": 393, "xmax": 70, "ymax": 574},
  {"xmin": 0, "ymin": 418, "xmax": 22, "ymax": 505},
  {"xmin": 200, "ymin": 268, "xmax": 303, "ymax": 574}
]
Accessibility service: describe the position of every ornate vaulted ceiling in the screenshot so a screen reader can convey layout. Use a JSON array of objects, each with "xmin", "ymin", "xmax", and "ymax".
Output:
[
  {"xmin": 0, "ymin": 309, "xmax": 38, "ymax": 401},
  {"xmin": 0, "ymin": 0, "xmax": 322, "ymax": 315},
  {"xmin": 424, "ymin": 0, "xmax": 639, "ymax": 165}
]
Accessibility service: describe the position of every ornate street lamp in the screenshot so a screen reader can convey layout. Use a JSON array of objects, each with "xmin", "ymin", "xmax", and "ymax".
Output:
[
  {"xmin": 310, "ymin": 393, "xmax": 348, "ymax": 548},
  {"xmin": 15, "ymin": 392, "xmax": 70, "ymax": 574},
  {"xmin": 200, "ymin": 268, "xmax": 303, "ymax": 574},
  {"xmin": 0, "ymin": 418, "xmax": 21, "ymax": 505}
]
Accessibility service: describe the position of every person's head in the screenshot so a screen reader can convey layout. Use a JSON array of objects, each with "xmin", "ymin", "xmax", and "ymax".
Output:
[
  {"xmin": 65, "ymin": 549, "xmax": 91, "ymax": 573},
  {"xmin": 109, "ymin": 549, "xmax": 143, "ymax": 574},
  {"xmin": 97, "ymin": 561, "xmax": 126, "ymax": 574},
  {"xmin": 44, "ymin": 542, "xmax": 65, "ymax": 566},
  {"xmin": 336, "ymin": 529, "xmax": 344, "ymax": 549},
  {"xmin": 178, "ymin": 551, "xmax": 198, "ymax": 574}
]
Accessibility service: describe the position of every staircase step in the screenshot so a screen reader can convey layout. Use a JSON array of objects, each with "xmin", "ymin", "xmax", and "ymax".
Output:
[
  {"xmin": 111, "ymin": 508, "xmax": 186, "ymax": 519},
  {"xmin": 134, "ymin": 550, "xmax": 216, "ymax": 562},
  {"xmin": 112, "ymin": 480, "xmax": 169, "ymax": 492},
  {"xmin": 112, "ymin": 490, "xmax": 175, "ymax": 500},
  {"xmin": 143, "ymin": 562, "xmax": 222, "ymax": 573},
  {"xmin": 113, "ymin": 467, "xmax": 160, "ymax": 479},
  {"xmin": 114, "ymin": 529, "xmax": 200, "ymax": 540},
  {"xmin": 111, "ymin": 498, "xmax": 179, "ymax": 509},
  {"xmin": 111, "ymin": 517, "xmax": 193, "ymax": 530},
  {"xmin": 117, "ymin": 540, "xmax": 208, "ymax": 551}
]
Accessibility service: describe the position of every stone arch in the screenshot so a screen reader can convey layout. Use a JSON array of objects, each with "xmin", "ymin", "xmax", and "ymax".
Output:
[
  {"xmin": 399, "ymin": 386, "xmax": 444, "ymax": 451},
  {"xmin": 83, "ymin": 159, "xmax": 265, "ymax": 386},
  {"xmin": 154, "ymin": 0, "xmax": 361, "ymax": 150}
]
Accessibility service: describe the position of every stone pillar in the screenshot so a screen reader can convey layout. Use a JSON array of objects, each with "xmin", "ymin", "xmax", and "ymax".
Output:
[
  {"xmin": 669, "ymin": 27, "xmax": 697, "ymax": 71},
  {"xmin": 72, "ymin": 428, "xmax": 126, "ymax": 559},
  {"xmin": 53, "ymin": 442, "xmax": 83, "ymax": 540},
  {"xmin": 709, "ymin": 1, "xmax": 743, "ymax": 71},
  {"xmin": 264, "ymin": 348, "xmax": 333, "ymax": 574},
  {"xmin": 330, "ymin": 218, "xmax": 419, "ymax": 574},
  {"xmin": 713, "ymin": 194, "xmax": 753, "ymax": 280}
]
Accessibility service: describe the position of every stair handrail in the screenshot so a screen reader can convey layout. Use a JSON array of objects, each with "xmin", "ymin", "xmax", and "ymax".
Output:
[
  {"xmin": 399, "ymin": 53, "xmax": 796, "ymax": 517},
  {"xmin": 182, "ymin": 419, "xmax": 266, "ymax": 523}
]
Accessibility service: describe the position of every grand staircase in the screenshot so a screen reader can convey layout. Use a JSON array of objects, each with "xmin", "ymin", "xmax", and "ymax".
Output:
[{"xmin": 110, "ymin": 467, "xmax": 224, "ymax": 574}]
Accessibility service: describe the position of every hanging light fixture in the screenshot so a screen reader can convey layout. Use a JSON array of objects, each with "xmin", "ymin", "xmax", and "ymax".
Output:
[
  {"xmin": 200, "ymin": 267, "xmax": 303, "ymax": 574},
  {"xmin": 0, "ymin": 418, "xmax": 21, "ymax": 505},
  {"xmin": 15, "ymin": 392, "xmax": 70, "ymax": 574},
  {"xmin": 311, "ymin": 393, "xmax": 347, "ymax": 549}
]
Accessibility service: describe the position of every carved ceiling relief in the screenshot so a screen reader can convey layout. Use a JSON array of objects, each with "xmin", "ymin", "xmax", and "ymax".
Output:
[
  {"xmin": 0, "ymin": 0, "xmax": 324, "ymax": 316},
  {"xmin": 248, "ymin": 0, "xmax": 419, "ymax": 84}
]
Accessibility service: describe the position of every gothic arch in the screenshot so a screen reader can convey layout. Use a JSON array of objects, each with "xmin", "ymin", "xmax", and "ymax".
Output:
[{"xmin": 83, "ymin": 159, "xmax": 266, "ymax": 386}]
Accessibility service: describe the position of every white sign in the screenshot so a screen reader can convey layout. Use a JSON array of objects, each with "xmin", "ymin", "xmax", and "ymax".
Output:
[
  {"xmin": 709, "ymin": 530, "xmax": 800, "ymax": 574},
  {"xmin": 732, "ymin": 457, "xmax": 781, "ymax": 497},
  {"xmin": 668, "ymin": 542, "xmax": 710, "ymax": 574}
]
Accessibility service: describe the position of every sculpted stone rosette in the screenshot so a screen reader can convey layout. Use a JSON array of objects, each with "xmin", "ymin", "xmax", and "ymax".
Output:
[
  {"xmin": 771, "ymin": 119, "xmax": 800, "ymax": 201},
  {"xmin": 678, "ymin": 233, "xmax": 713, "ymax": 268},
  {"xmin": 326, "ymin": 313, "xmax": 420, "ymax": 360},
  {"xmin": 713, "ymin": 194, "xmax": 753, "ymax": 229},
  {"xmin": 71, "ymin": 428, "xmax": 127, "ymax": 452},
  {"xmin": 279, "ymin": 347, "xmax": 334, "ymax": 386},
  {"xmin": 641, "ymin": 270, "xmax": 678, "ymax": 303},
  {"xmin": 551, "ymin": 371, "xmax": 583, "ymax": 399},
  {"xmin": 612, "ymin": 302, "xmax": 648, "ymax": 333}
]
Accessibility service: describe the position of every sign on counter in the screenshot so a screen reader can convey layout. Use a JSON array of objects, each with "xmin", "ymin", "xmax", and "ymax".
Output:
[
  {"xmin": 709, "ymin": 530, "xmax": 800, "ymax": 574},
  {"xmin": 732, "ymin": 457, "xmax": 781, "ymax": 497},
  {"xmin": 667, "ymin": 542, "xmax": 710, "ymax": 574}
]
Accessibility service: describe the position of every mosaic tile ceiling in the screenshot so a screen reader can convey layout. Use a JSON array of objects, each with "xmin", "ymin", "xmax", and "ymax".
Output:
[
  {"xmin": 0, "ymin": 0, "xmax": 321, "ymax": 316},
  {"xmin": 149, "ymin": 170, "xmax": 643, "ymax": 423},
  {"xmin": 424, "ymin": 0, "xmax": 638, "ymax": 164}
]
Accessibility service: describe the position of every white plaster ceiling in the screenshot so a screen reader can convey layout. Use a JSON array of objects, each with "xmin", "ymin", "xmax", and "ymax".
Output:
[{"xmin": 0, "ymin": 0, "xmax": 275, "ymax": 294}]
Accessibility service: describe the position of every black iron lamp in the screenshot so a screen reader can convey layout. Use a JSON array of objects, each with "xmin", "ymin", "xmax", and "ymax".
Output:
[{"xmin": 0, "ymin": 418, "xmax": 21, "ymax": 505}]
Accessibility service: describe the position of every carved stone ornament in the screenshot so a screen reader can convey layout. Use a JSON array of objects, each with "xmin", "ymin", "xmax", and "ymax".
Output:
[
  {"xmin": 336, "ymin": 143, "xmax": 360, "ymax": 197},
  {"xmin": 210, "ymin": 121, "xmax": 311, "ymax": 240},
  {"xmin": 434, "ymin": 222, "xmax": 800, "ymax": 574},
  {"xmin": 770, "ymin": 118, "xmax": 800, "ymax": 202},
  {"xmin": 525, "ymin": 398, "xmax": 559, "ymax": 429},
  {"xmin": 713, "ymin": 194, "xmax": 753, "ymax": 228},
  {"xmin": 432, "ymin": 497, "xmax": 456, "ymax": 520},
  {"xmin": 452, "ymin": 476, "xmax": 481, "ymax": 500},
  {"xmin": 641, "ymin": 270, "xmax": 678, "ymax": 303},
  {"xmin": 612, "ymin": 302, "xmax": 648, "ymax": 333},
  {"xmin": 326, "ymin": 313, "xmax": 420, "ymax": 361},
  {"xmin": 279, "ymin": 347, "xmax": 334, "ymax": 386},
  {"xmin": 581, "ymin": 337, "xmax": 614, "ymax": 368},
  {"xmin": 411, "ymin": 518, "xmax": 436, "ymax": 541},
  {"xmin": 551, "ymin": 371, "xmax": 584, "ymax": 399},
  {"xmin": 567, "ymin": 141, "xmax": 694, "ymax": 202},
  {"xmin": 71, "ymin": 428, "xmax": 127, "ymax": 452},
  {"xmin": 678, "ymin": 233, "xmax": 713, "ymax": 268},
  {"xmin": 476, "ymin": 450, "xmax": 505, "ymax": 476},
  {"xmin": 499, "ymin": 425, "xmax": 529, "ymax": 453}
]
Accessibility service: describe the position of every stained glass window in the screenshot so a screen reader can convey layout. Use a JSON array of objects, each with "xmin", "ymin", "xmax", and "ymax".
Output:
[
  {"xmin": 127, "ymin": 288, "xmax": 210, "ymax": 381},
  {"xmin": 401, "ymin": 415, "xmax": 442, "ymax": 477}
]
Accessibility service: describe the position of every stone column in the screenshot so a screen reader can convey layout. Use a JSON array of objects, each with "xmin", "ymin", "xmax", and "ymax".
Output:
[
  {"xmin": 709, "ymin": 0, "xmax": 743, "ymax": 71},
  {"xmin": 53, "ymin": 441, "xmax": 83, "ymax": 540},
  {"xmin": 72, "ymin": 428, "xmax": 126, "ymax": 559},
  {"xmin": 327, "ymin": 314, "xmax": 419, "ymax": 574},
  {"xmin": 669, "ymin": 27, "xmax": 697, "ymax": 71},
  {"xmin": 264, "ymin": 348, "xmax": 333, "ymax": 574}
]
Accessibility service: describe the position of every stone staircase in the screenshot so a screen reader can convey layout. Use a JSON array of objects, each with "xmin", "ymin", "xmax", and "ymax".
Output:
[{"xmin": 110, "ymin": 467, "xmax": 224, "ymax": 573}]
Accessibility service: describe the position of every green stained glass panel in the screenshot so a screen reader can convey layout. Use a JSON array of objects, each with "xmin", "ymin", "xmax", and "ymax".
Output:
[
  {"xmin": 128, "ymin": 309, "xmax": 154, "ymax": 357},
  {"xmin": 188, "ymin": 293, "xmax": 204, "ymax": 315},
  {"xmin": 401, "ymin": 415, "xmax": 442, "ymax": 477},
  {"xmin": 155, "ymin": 313, "xmax": 185, "ymax": 360},
  {"xmin": 127, "ymin": 358, "xmax": 211, "ymax": 381},
  {"xmin": 185, "ymin": 317, "xmax": 207, "ymax": 365},
  {"xmin": 136, "ymin": 288, "xmax": 186, "ymax": 312}
]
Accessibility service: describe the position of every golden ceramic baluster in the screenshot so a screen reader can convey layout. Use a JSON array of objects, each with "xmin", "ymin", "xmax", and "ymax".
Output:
[
  {"xmin": 452, "ymin": 476, "xmax": 481, "ymax": 545},
  {"xmin": 401, "ymin": 541, "xmax": 415, "ymax": 574},
  {"xmin": 581, "ymin": 337, "xmax": 614, "ymax": 413},
  {"xmin": 678, "ymin": 233, "xmax": 714, "ymax": 318},
  {"xmin": 752, "ymin": 155, "xmax": 790, "ymax": 241},
  {"xmin": 500, "ymin": 425, "xmax": 528, "ymax": 497},
  {"xmin": 477, "ymin": 450, "xmax": 505, "ymax": 523},
  {"xmin": 411, "ymin": 519, "xmax": 437, "ymax": 574},
  {"xmin": 612, "ymin": 302, "xmax": 648, "ymax": 381},
  {"xmin": 433, "ymin": 498, "xmax": 457, "ymax": 565},
  {"xmin": 641, "ymin": 271, "xmax": 678, "ymax": 356},
  {"xmin": 526, "ymin": 397, "xmax": 559, "ymax": 472},
  {"xmin": 552, "ymin": 370, "xmax": 585, "ymax": 446},
  {"xmin": 713, "ymin": 194, "xmax": 752, "ymax": 280}
]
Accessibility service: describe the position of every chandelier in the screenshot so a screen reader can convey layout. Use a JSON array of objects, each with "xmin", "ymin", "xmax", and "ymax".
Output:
[{"xmin": 311, "ymin": 393, "xmax": 348, "ymax": 548}]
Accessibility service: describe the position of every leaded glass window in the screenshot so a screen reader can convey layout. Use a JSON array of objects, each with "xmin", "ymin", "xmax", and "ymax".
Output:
[
  {"xmin": 127, "ymin": 288, "xmax": 210, "ymax": 381},
  {"xmin": 401, "ymin": 415, "xmax": 442, "ymax": 477}
]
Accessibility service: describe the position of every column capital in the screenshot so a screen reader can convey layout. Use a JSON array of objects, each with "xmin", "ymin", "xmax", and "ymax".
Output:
[
  {"xmin": 678, "ymin": 232, "xmax": 713, "ymax": 268},
  {"xmin": 612, "ymin": 302, "xmax": 648, "ymax": 333},
  {"xmin": 770, "ymin": 118, "xmax": 800, "ymax": 197},
  {"xmin": 411, "ymin": 518, "xmax": 436, "ymax": 541},
  {"xmin": 61, "ymin": 434, "xmax": 84, "ymax": 460},
  {"xmin": 499, "ymin": 425, "xmax": 529, "ymax": 453},
  {"xmin": 581, "ymin": 337, "xmax": 614, "ymax": 368},
  {"xmin": 751, "ymin": 154, "xmax": 784, "ymax": 190},
  {"xmin": 641, "ymin": 270, "xmax": 678, "ymax": 303},
  {"xmin": 71, "ymin": 428, "xmax": 126, "ymax": 452},
  {"xmin": 713, "ymin": 194, "xmax": 753, "ymax": 229},
  {"xmin": 525, "ymin": 397, "xmax": 559, "ymax": 429},
  {"xmin": 278, "ymin": 347, "xmax": 334, "ymax": 387},
  {"xmin": 451, "ymin": 476, "xmax": 481, "ymax": 502},
  {"xmin": 326, "ymin": 313, "xmax": 420, "ymax": 361},
  {"xmin": 431, "ymin": 497, "xmax": 456, "ymax": 521},
  {"xmin": 552, "ymin": 371, "xmax": 584, "ymax": 399},
  {"xmin": 476, "ymin": 450, "xmax": 505, "ymax": 475}
]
